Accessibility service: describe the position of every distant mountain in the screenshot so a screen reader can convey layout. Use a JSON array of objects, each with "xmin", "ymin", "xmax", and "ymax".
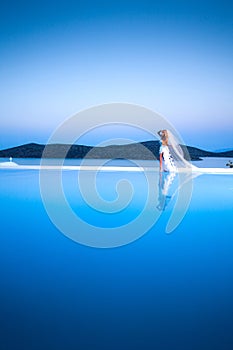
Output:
[
  {"xmin": 0, "ymin": 141, "xmax": 232, "ymax": 160},
  {"xmin": 215, "ymin": 148, "xmax": 233, "ymax": 153},
  {"xmin": 216, "ymin": 150, "xmax": 233, "ymax": 157}
]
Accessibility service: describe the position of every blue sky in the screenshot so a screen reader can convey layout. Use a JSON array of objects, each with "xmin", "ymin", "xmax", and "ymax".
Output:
[{"xmin": 1, "ymin": 0, "xmax": 233, "ymax": 150}]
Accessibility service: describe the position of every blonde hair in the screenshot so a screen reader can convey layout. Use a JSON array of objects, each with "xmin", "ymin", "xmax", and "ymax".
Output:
[{"xmin": 158, "ymin": 129, "xmax": 169, "ymax": 145}]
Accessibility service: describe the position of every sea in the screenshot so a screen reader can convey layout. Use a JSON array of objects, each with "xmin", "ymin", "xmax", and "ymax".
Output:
[{"xmin": 0, "ymin": 157, "xmax": 233, "ymax": 349}]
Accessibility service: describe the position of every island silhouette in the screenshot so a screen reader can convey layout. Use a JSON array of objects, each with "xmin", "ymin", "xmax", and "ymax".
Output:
[{"xmin": 0, "ymin": 141, "xmax": 232, "ymax": 160}]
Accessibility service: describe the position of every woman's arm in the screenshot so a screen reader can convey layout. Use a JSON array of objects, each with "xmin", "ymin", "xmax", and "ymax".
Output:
[{"xmin": 159, "ymin": 153, "xmax": 163, "ymax": 172}]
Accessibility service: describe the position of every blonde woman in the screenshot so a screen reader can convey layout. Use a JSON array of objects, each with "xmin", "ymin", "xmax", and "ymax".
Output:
[{"xmin": 158, "ymin": 130, "xmax": 176, "ymax": 172}]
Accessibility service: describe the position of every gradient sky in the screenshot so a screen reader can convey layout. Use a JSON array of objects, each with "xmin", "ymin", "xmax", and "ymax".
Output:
[{"xmin": 1, "ymin": 0, "xmax": 233, "ymax": 150}]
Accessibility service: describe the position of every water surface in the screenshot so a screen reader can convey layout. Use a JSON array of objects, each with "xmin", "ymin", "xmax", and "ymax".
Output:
[{"xmin": 0, "ymin": 167, "xmax": 233, "ymax": 349}]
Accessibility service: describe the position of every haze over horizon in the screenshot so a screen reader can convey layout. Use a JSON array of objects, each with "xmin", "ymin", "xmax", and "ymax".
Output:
[{"xmin": 1, "ymin": 0, "xmax": 233, "ymax": 151}]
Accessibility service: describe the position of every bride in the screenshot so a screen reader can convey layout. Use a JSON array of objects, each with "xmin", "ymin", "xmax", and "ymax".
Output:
[
  {"xmin": 158, "ymin": 130, "xmax": 177, "ymax": 172},
  {"xmin": 157, "ymin": 129, "xmax": 195, "ymax": 172}
]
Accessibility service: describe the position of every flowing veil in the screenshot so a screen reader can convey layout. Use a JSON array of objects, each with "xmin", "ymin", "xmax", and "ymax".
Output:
[{"xmin": 167, "ymin": 130, "xmax": 197, "ymax": 170}]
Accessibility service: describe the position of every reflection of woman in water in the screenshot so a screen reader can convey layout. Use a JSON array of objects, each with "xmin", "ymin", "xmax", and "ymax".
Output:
[
  {"xmin": 157, "ymin": 171, "xmax": 176, "ymax": 211},
  {"xmin": 158, "ymin": 130, "xmax": 176, "ymax": 172}
]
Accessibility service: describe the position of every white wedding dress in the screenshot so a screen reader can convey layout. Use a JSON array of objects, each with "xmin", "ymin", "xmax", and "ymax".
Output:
[{"xmin": 159, "ymin": 144, "xmax": 177, "ymax": 172}]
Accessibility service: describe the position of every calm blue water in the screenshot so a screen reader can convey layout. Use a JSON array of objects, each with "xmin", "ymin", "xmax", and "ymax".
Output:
[{"xmin": 0, "ymin": 165, "xmax": 233, "ymax": 349}]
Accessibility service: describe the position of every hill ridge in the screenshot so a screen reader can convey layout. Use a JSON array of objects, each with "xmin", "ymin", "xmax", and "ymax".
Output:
[{"xmin": 0, "ymin": 141, "xmax": 232, "ymax": 160}]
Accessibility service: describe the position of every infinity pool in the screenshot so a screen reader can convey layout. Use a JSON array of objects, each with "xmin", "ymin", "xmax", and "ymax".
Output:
[{"xmin": 0, "ymin": 165, "xmax": 233, "ymax": 349}]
